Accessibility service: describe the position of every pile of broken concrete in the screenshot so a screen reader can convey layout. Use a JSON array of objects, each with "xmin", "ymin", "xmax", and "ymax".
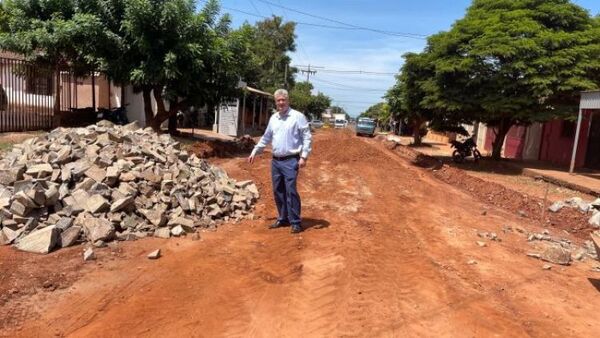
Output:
[
  {"xmin": 548, "ymin": 197, "xmax": 600, "ymax": 228},
  {"xmin": 0, "ymin": 121, "xmax": 259, "ymax": 254}
]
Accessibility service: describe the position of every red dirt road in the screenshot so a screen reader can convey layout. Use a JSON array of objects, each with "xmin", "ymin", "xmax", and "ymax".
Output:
[{"xmin": 2, "ymin": 130, "xmax": 600, "ymax": 337}]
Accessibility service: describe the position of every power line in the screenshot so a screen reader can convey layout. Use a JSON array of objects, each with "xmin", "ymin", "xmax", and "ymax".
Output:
[
  {"xmin": 334, "ymin": 100, "xmax": 383, "ymax": 104},
  {"xmin": 255, "ymin": 0, "xmax": 427, "ymax": 39},
  {"xmin": 247, "ymin": 0, "xmax": 262, "ymax": 17},
  {"xmin": 316, "ymin": 85, "xmax": 389, "ymax": 93},
  {"xmin": 310, "ymin": 77, "xmax": 390, "ymax": 92},
  {"xmin": 217, "ymin": 5, "xmax": 426, "ymax": 38},
  {"xmin": 294, "ymin": 65, "xmax": 396, "ymax": 76},
  {"xmin": 271, "ymin": 0, "xmax": 311, "ymax": 65}
]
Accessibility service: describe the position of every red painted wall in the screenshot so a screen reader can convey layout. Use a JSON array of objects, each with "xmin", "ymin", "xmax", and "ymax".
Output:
[
  {"xmin": 482, "ymin": 125, "xmax": 527, "ymax": 159},
  {"xmin": 504, "ymin": 126, "xmax": 527, "ymax": 159},
  {"xmin": 539, "ymin": 110, "xmax": 592, "ymax": 168}
]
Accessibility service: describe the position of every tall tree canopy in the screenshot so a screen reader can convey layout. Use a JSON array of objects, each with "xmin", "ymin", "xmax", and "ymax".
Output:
[
  {"xmin": 0, "ymin": 0, "xmax": 255, "ymax": 131},
  {"xmin": 288, "ymin": 81, "xmax": 331, "ymax": 120},
  {"xmin": 242, "ymin": 15, "xmax": 297, "ymax": 93},
  {"xmin": 386, "ymin": 52, "xmax": 438, "ymax": 145},
  {"xmin": 423, "ymin": 0, "xmax": 600, "ymax": 159},
  {"xmin": 0, "ymin": 0, "xmax": 112, "ymax": 114}
]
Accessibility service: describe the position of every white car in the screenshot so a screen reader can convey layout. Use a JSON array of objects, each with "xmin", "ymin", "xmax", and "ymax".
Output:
[{"xmin": 334, "ymin": 119, "xmax": 347, "ymax": 129}]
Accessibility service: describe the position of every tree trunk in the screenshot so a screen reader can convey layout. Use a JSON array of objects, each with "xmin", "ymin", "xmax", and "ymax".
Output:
[
  {"xmin": 412, "ymin": 118, "xmax": 424, "ymax": 146},
  {"xmin": 491, "ymin": 118, "xmax": 513, "ymax": 160},
  {"xmin": 142, "ymin": 86, "xmax": 154, "ymax": 125},
  {"xmin": 168, "ymin": 115, "xmax": 178, "ymax": 135},
  {"xmin": 52, "ymin": 67, "xmax": 61, "ymax": 127},
  {"xmin": 149, "ymin": 86, "xmax": 168, "ymax": 131},
  {"xmin": 207, "ymin": 102, "xmax": 216, "ymax": 126},
  {"xmin": 53, "ymin": 67, "xmax": 61, "ymax": 117}
]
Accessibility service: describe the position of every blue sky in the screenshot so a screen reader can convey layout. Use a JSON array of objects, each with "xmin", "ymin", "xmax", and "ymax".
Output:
[{"xmin": 217, "ymin": 0, "xmax": 600, "ymax": 117}]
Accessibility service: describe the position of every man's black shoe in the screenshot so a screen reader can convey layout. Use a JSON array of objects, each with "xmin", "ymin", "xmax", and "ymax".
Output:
[
  {"xmin": 290, "ymin": 225, "xmax": 303, "ymax": 234},
  {"xmin": 269, "ymin": 220, "xmax": 289, "ymax": 229}
]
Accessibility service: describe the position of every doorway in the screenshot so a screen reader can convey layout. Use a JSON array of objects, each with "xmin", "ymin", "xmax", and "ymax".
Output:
[{"xmin": 585, "ymin": 111, "xmax": 600, "ymax": 169}]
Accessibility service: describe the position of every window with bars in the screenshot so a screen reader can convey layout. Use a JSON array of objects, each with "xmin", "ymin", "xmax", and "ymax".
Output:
[{"xmin": 26, "ymin": 73, "xmax": 53, "ymax": 96}]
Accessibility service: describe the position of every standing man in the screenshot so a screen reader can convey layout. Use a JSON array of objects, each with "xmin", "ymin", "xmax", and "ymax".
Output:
[{"xmin": 247, "ymin": 89, "xmax": 312, "ymax": 234}]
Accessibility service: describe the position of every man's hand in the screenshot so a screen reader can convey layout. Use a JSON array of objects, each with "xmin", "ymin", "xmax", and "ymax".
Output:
[
  {"xmin": 298, "ymin": 157, "xmax": 307, "ymax": 168},
  {"xmin": 247, "ymin": 154, "xmax": 256, "ymax": 164}
]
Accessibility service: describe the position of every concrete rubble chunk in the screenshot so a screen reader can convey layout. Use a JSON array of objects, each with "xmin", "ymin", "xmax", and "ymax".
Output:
[
  {"xmin": 15, "ymin": 191, "xmax": 38, "ymax": 208},
  {"xmin": 0, "ymin": 231, "xmax": 9, "ymax": 245},
  {"xmin": 85, "ymin": 165, "xmax": 107, "ymax": 183},
  {"xmin": 247, "ymin": 184, "xmax": 259, "ymax": 197},
  {"xmin": 154, "ymin": 227, "xmax": 171, "ymax": 239},
  {"xmin": 60, "ymin": 226, "xmax": 81, "ymax": 248},
  {"xmin": 26, "ymin": 186, "xmax": 46, "ymax": 206},
  {"xmin": 83, "ymin": 218, "xmax": 115, "ymax": 242},
  {"xmin": 54, "ymin": 146, "xmax": 72, "ymax": 164},
  {"xmin": 85, "ymin": 194, "xmax": 110, "ymax": 214},
  {"xmin": 0, "ymin": 166, "xmax": 25, "ymax": 185},
  {"xmin": 15, "ymin": 226, "xmax": 59, "ymax": 254},
  {"xmin": 55, "ymin": 217, "xmax": 74, "ymax": 231},
  {"xmin": 170, "ymin": 225, "xmax": 187, "ymax": 237},
  {"xmin": 110, "ymin": 196, "xmax": 135, "ymax": 213},
  {"xmin": 139, "ymin": 209, "xmax": 167, "ymax": 227},
  {"xmin": 9, "ymin": 200, "xmax": 30, "ymax": 217},
  {"xmin": 2, "ymin": 227, "xmax": 24, "ymax": 244},
  {"xmin": 44, "ymin": 185, "xmax": 59, "ymax": 206},
  {"xmin": 167, "ymin": 217, "xmax": 195, "ymax": 229},
  {"xmin": 147, "ymin": 249, "xmax": 161, "ymax": 259},
  {"xmin": 589, "ymin": 211, "xmax": 600, "ymax": 228},
  {"xmin": 83, "ymin": 247, "xmax": 96, "ymax": 261},
  {"xmin": 548, "ymin": 201, "xmax": 564, "ymax": 213},
  {"xmin": 540, "ymin": 243, "xmax": 572, "ymax": 266},
  {"xmin": 25, "ymin": 163, "xmax": 53, "ymax": 177}
]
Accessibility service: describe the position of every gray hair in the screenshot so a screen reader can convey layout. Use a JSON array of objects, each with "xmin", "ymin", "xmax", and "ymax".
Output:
[{"xmin": 273, "ymin": 89, "xmax": 289, "ymax": 99}]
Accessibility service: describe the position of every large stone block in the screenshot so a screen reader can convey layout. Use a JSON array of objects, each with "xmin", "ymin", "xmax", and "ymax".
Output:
[
  {"xmin": 15, "ymin": 226, "xmax": 59, "ymax": 254},
  {"xmin": 60, "ymin": 226, "xmax": 81, "ymax": 248},
  {"xmin": 83, "ymin": 218, "xmax": 115, "ymax": 242},
  {"xmin": 85, "ymin": 165, "xmax": 107, "ymax": 183},
  {"xmin": 85, "ymin": 195, "xmax": 110, "ymax": 214}
]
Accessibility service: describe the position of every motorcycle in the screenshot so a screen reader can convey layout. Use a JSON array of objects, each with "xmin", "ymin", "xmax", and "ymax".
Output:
[
  {"xmin": 98, "ymin": 105, "xmax": 129, "ymax": 125},
  {"xmin": 450, "ymin": 136, "xmax": 482, "ymax": 163}
]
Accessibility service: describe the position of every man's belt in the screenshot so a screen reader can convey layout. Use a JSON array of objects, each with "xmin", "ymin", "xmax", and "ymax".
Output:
[{"xmin": 272, "ymin": 154, "xmax": 300, "ymax": 161}]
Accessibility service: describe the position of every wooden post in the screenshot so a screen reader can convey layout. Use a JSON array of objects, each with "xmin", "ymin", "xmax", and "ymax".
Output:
[{"xmin": 569, "ymin": 108, "xmax": 583, "ymax": 174}]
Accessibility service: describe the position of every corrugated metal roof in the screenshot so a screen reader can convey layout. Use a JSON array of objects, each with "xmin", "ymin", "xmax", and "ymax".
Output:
[
  {"xmin": 245, "ymin": 86, "xmax": 273, "ymax": 97},
  {"xmin": 580, "ymin": 90, "xmax": 600, "ymax": 109}
]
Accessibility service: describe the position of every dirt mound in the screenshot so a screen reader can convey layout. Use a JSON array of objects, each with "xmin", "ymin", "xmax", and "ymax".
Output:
[
  {"xmin": 186, "ymin": 136, "xmax": 256, "ymax": 159},
  {"xmin": 384, "ymin": 141, "xmax": 594, "ymax": 240},
  {"xmin": 315, "ymin": 131, "xmax": 391, "ymax": 165}
]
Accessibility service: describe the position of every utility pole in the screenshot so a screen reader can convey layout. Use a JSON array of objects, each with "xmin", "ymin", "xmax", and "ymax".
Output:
[
  {"xmin": 284, "ymin": 64, "xmax": 288, "ymax": 89},
  {"xmin": 300, "ymin": 64, "xmax": 317, "ymax": 82}
]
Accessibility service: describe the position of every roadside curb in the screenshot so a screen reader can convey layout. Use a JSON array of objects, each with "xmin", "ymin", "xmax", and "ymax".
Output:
[
  {"xmin": 519, "ymin": 168, "xmax": 600, "ymax": 197},
  {"xmin": 382, "ymin": 134, "xmax": 599, "ymax": 197}
]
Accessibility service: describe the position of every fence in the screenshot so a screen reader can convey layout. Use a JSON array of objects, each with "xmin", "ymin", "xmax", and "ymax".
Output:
[{"xmin": 0, "ymin": 57, "xmax": 94, "ymax": 132}]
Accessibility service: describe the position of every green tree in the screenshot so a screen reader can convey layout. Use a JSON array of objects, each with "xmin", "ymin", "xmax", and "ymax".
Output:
[
  {"xmin": 78, "ymin": 0, "xmax": 236, "ymax": 132},
  {"xmin": 386, "ymin": 52, "xmax": 438, "ymax": 145},
  {"xmin": 289, "ymin": 81, "xmax": 331, "ymax": 120},
  {"xmin": 424, "ymin": 0, "xmax": 600, "ymax": 159},
  {"xmin": 0, "ymin": 0, "xmax": 110, "ymax": 115},
  {"xmin": 360, "ymin": 102, "xmax": 393, "ymax": 133},
  {"xmin": 244, "ymin": 15, "xmax": 297, "ymax": 92}
]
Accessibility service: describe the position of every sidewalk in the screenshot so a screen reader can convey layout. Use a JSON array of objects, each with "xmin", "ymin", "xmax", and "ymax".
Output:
[
  {"xmin": 518, "ymin": 162, "xmax": 600, "ymax": 196},
  {"xmin": 386, "ymin": 134, "xmax": 600, "ymax": 196},
  {"xmin": 175, "ymin": 128, "xmax": 235, "ymax": 142}
]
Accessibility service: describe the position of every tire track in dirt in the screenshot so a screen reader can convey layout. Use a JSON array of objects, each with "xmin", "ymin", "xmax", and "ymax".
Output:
[{"xmin": 8, "ymin": 130, "xmax": 600, "ymax": 337}]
